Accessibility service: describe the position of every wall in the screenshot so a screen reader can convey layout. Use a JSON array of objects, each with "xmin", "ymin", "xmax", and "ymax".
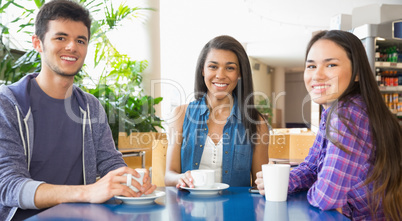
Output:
[
  {"xmin": 273, "ymin": 67, "xmax": 286, "ymax": 128},
  {"xmin": 250, "ymin": 57, "xmax": 272, "ymax": 103},
  {"xmin": 141, "ymin": 0, "xmax": 162, "ymax": 121},
  {"xmin": 285, "ymin": 72, "xmax": 311, "ymax": 127},
  {"xmin": 159, "ymin": 0, "xmax": 256, "ymax": 125}
]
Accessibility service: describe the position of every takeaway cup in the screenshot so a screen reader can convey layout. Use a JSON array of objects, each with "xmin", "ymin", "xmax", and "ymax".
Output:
[{"xmin": 262, "ymin": 164, "xmax": 290, "ymax": 201}]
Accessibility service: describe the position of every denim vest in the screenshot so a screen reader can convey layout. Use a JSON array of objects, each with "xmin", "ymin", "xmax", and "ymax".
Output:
[{"xmin": 181, "ymin": 96, "xmax": 253, "ymax": 186}]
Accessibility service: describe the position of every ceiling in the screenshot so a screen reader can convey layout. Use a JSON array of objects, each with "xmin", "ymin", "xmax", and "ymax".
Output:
[{"xmin": 167, "ymin": 0, "xmax": 402, "ymax": 72}]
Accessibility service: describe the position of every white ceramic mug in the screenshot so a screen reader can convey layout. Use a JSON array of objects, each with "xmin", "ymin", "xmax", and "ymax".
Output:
[
  {"xmin": 123, "ymin": 169, "xmax": 145, "ymax": 192},
  {"xmin": 191, "ymin": 169, "xmax": 215, "ymax": 188},
  {"xmin": 262, "ymin": 164, "xmax": 290, "ymax": 201}
]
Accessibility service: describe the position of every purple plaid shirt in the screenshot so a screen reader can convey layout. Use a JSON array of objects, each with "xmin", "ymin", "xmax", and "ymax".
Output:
[{"xmin": 288, "ymin": 95, "xmax": 384, "ymax": 220}]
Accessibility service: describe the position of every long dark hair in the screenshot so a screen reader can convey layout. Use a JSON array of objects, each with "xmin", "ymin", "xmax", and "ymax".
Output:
[
  {"xmin": 305, "ymin": 30, "xmax": 402, "ymax": 220},
  {"xmin": 194, "ymin": 35, "xmax": 262, "ymax": 140}
]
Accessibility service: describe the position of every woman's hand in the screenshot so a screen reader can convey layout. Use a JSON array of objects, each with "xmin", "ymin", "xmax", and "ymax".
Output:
[
  {"xmin": 176, "ymin": 171, "xmax": 194, "ymax": 189},
  {"xmin": 255, "ymin": 171, "xmax": 265, "ymax": 195}
]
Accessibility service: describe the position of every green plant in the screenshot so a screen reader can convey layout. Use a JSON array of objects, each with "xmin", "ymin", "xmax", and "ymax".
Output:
[
  {"xmin": 0, "ymin": 0, "xmax": 163, "ymax": 146},
  {"xmin": 256, "ymin": 97, "xmax": 273, "ymax": 125}
]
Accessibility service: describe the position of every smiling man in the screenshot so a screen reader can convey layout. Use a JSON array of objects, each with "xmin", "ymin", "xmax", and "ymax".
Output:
[{"xmin": 0, "ymin": 1, "xmax": 155, "ymax": 220}]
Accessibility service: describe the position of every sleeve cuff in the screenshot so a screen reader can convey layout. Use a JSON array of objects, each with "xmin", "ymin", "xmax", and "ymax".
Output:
[{"xmin": 19, "ymin": 180, "xmax": 45, "ymax": 209}]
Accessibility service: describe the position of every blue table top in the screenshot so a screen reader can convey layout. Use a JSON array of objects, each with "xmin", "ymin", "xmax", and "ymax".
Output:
[{"xmin": 27, "ymin": 187, "xmax": 349, "ymax": 221}]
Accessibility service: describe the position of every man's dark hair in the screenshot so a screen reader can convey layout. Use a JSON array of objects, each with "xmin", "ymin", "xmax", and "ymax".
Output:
[{"xmin": 35, "ymin": 0, "xmax": 91, "ymax": 42}]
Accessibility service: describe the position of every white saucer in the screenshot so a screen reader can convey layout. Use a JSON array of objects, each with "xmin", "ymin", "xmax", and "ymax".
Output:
[
  {"xmin": 115, "ymin": 190, "xmax": 165, "ymax": 205},
  {"xmin": 182, "ymin": 183, "xmax": 229, "ymax": 196}
]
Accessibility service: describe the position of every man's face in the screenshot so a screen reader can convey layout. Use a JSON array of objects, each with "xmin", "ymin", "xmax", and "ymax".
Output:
[{"xmin": 33, "ymin": 19, "xmax": 89, "ymax": 77}]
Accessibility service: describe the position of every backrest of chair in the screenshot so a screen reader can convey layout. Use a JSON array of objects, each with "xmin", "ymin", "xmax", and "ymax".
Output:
[{"xmin": 151, "ymin": 137, "xmax": 168, "ymax": 187}]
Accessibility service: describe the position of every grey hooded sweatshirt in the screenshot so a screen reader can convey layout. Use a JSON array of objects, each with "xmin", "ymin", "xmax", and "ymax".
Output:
[{"xmin": 0, "ymin": 73, "xmax": 126, "ymax": 220}]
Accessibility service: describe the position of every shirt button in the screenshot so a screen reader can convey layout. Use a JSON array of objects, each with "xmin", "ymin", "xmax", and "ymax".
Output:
[
  {"xmin": 225, "ymin": 132, "xmax": 228, "ymax": 135},
  {"xmin": 225, "ymin": 151, "xmax": 228, "ymax": 154},
  {"xmin": 200, "ymin": 145, "xmax": 203, "ymax": 148},
  {"xmin": 225, "ymin": 170, "xmax": 228, "ymax": 174},
  {"xmin": 204, "ymin": 128, "xmax": 207, "ymax": 131},
  {"xmin": 195, "ymin": 163, "xmax": 198, "ymax": 166}
]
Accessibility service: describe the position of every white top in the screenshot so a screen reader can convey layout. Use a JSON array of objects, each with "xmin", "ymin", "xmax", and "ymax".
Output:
[{"xmin": 199, "ymin": 136, "xmax": 223, "ymax": 183}]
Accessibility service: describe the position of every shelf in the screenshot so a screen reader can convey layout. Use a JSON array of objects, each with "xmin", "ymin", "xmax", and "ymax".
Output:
[
  {"xmin": 375, "ymin": 62, "xmax": 402, "ymax": 69},
  {"xmin": 379, "ymin": 86, "xmax": 402, "ymax": 92}
]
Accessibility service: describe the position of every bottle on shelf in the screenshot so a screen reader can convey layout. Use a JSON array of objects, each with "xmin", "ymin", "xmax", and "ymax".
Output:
[
  {"xmin": 383, "ymin": 70, "xmax": 390, "ymax": 86},
  {"xmin": 392, "ymin": 46, "xmax": 398, "ymax": 63},
  {"xmin": 375, "ymin": 45, "xmax": 381, "ymax": 62},
  {"xmin": 393, "ymin": 71, "xmax": 398, "ymax": 86},
  {"xmin": 375, "ymin": 68, "xmax": 382, "ymax": 86},
  {"xmin": 389, "ymin": 46, "xmax": 398, "ymax": 62}
]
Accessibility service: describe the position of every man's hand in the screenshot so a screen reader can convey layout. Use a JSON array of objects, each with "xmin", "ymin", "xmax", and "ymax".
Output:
[
  {"xmin": 84, "ymin": 167, "xmax": 156, "ymax": 203},
  {"xmin": 34, "ymin": 167, "xmax": 157, "ymax": 208}
]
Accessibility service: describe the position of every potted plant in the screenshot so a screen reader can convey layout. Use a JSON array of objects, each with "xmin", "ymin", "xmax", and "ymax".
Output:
[
  {"xmin": 0, "ymin": 0, "xmax": 163, "ymax": 147},
  {"xmin": 255, "ymin": 97, "xmax": 273, "ymax": 127}
]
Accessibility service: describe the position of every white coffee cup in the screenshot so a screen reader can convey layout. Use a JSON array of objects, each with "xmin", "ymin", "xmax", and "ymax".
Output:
[
  {"xmin": 262, "ymin": 164, "xmax": 290, "ymax": 201},
  {"xmin": 123, "ymin": 169, "xmax": 145, "ymax": 192},
  {"xmin": 191, "ymin": 169, "xmax": 215, "ymax": 188}
]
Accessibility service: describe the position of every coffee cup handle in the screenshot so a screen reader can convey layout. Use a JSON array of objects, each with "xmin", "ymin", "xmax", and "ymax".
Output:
[{"xmin": 126, "ymin": 174, "xmax": 132, "ymax": 186}]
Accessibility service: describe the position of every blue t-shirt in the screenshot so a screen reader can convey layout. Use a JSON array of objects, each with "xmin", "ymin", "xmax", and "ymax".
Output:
[{"xmin": 29, "ymin": 79, "xmax": 83, "ymax": 185}]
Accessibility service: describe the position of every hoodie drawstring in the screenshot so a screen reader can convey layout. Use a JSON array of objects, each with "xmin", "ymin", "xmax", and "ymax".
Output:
[
  {"xmin": 24, "ymin": 108, "xmax": 31, "ymax": 171},
  {"xmin": 80, "ymin": 107, "xmax": 87, "ymax": 185},
  {"xmin": 15, "ymin": 106, "xmax": 31, "ymax": 170},
  {"xmin": 15, "ymin": 106, "xmax": 27, "ymax": 156}
]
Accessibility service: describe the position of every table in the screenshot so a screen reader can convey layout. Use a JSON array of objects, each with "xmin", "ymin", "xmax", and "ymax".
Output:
[{"xmin": 26, "ymin": 187, "xmax": 349, "ymax": 221}]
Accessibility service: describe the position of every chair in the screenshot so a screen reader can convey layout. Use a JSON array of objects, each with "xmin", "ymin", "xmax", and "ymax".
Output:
[
  {"xmin": 118, "ymin": 132, "xmax": 166, "ymax": 170},
  {"xmin": 151, "ymin": 138, "xmax": 168, "ymax": 187}
]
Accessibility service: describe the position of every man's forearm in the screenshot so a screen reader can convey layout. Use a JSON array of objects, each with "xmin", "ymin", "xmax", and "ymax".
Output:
[{"xmin": 34, "ymin": 183, "xmax": 87, "ymax": 209}]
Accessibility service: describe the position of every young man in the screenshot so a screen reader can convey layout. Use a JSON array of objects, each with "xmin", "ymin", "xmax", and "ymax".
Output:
[{"xmin": 0, "ymin": 1, "xmax": 156, "ymax": 220}]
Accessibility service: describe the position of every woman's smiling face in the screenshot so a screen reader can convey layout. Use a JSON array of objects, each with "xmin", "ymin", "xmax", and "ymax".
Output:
[
  {"xmin": 203, "ymin": 49, "xmax": 240, "ymax": 100},
  {"xmin": 304, "ymin": 39, "xmax": 353, "ymax": 109}
]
